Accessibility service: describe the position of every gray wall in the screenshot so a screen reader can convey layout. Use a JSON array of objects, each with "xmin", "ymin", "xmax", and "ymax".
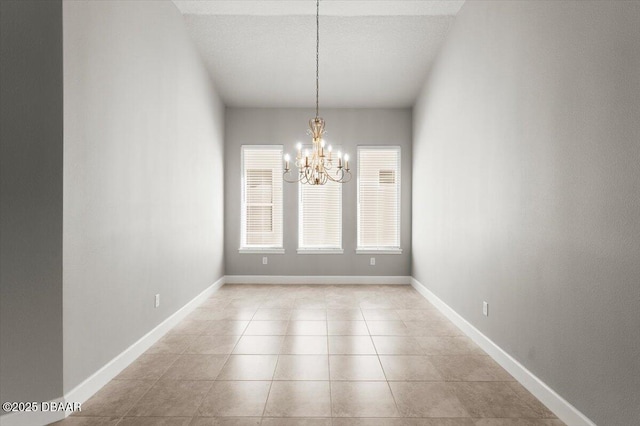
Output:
[
  {"xmin": 63, "ymin": 0, "xmax": 225, "ymax": 393},
  {"xmin": 225, "ymin": 108, "xmax": 411, "ymax": 277},
  {"xmin": 412, "ymin": 1, "xmax": 640, "ymax": 425},
  {"xmin": 0, "ymin": 0, "xmax": 64, "ymax": 404}
]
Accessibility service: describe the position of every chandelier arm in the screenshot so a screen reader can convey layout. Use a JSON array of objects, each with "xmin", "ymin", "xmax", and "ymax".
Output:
[
  {"xmin": 282, "ymin": 169, "xmax": 304, "ymax": 183},
  {"xmin": 283, "ymin": 170, "xmax": 304, "ymax": 183},
  {"xmin": 325, "ymin": 171, "xmax": 339, "ymax": 183},
  {"xmin": 325, "ymin": 167, "xmax": 352, "ymax": 184}
]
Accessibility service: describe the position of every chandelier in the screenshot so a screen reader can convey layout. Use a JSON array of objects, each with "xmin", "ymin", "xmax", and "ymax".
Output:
[{"xmin": 283, "ymin": 0, "xmax": 351, "ymax": 185}]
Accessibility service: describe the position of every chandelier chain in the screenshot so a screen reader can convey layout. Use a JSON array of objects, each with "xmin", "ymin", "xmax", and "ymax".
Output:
[
  {"xmin": 282, "ymin": 0, "xmax": 351, "ymax": 186},
  {"xmin": 316, "ymin": 0, "xmax": 320, "ymax": 118}
]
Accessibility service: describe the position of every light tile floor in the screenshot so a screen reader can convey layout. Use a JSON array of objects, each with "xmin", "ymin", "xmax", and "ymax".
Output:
[{"xmin": 55, "ymin": 284, "xmax": 564, "ymax": 426}]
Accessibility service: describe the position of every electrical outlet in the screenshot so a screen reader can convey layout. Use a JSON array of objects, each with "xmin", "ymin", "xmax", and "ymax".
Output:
[
  {"xmin": 155, "ymin": 294, "xmax": 160, "ymax": 308},
  {"xmin": 483, "ymin": 301, "xmax": 489, "ymax": 316},
  {"xmin": 370, "ymin": 257, "xmax": 376, "ymax": 266},
  {"xmin": 262, "ymin": 256, "xmax": 268, "ymax": 265}
]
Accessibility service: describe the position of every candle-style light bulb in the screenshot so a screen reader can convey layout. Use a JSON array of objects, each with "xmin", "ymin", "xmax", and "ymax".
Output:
[
  {"xmin": 320, "ymin": 139, "xmax": 326, "ymax": 148},
  {"xmin": 284, "ymin": 153, "xmax": 290, "ymax": 162},
  {"xmin": 328, "ymin": 145, "xmax": 332, "ymax": 152},
  {"xmin": 343, "ymin": 154, "xmax": 349, "ymax": 162},
  {"xmin": 296, "ymin": 143, "xmax": 302, "ymax": 151},
  {"xmin": 337, "ymin": 151, "xmax": 342, "ymax": 159}
]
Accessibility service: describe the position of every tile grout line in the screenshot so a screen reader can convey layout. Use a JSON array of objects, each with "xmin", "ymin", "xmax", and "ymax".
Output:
[
  {"xmin": 260, "ymin": 287, "xmax": 289, "ymax": 420},
  {"xmin": 326, "ymin": 294, "xmax": 333, "ymax": 419},
  {"xmin": 192, "ymin": 293, "xmax": 261, "ymax": 419},
  {"xmin": 373, "ymin": 303, "xmax": 403, "ymax": 418},
  {"xmin": 114, "ymin": 344, "xmax": 183, "ymax": 422},
  {"xmin": 182, "ymin": 294, "xmax": 250, "ymax": 420}
]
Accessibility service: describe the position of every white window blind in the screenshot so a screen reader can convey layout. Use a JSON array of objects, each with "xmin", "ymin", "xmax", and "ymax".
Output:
[
  {"xmin": 298, "ymin": 170, "xmax": 342, "ymax": 252},
  {"xmin": 241, "ymin": 146, "xmax": 283, "ymax": 250},
  {"xmin": 357, "ymin": 147, "xmax": 401, "ymax": 251}
]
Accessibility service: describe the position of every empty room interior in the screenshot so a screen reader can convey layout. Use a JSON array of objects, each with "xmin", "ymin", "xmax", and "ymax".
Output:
[{"xmin": 1, "ymin": 0, "xmax": 639, "ymax": 425}]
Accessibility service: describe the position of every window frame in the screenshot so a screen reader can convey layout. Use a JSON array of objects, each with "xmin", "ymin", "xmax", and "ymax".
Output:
[
  {"xmin": 239, "ymin": 144, "xmax": 285, "ymax": 254},
  {"xmin": 356, "ymin": 145, "xmax": 402, "ymax": 254}
]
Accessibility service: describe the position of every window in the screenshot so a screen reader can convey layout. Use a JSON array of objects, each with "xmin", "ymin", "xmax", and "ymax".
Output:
[
  {"xmin": 298, "ymin": 161, "xmax": 343, "ymax": 253},
  {"xmin": 240, "ymin": 146, "xmax": 283, "ymax": 253},
  {"xmin": 357, "ymin": 146, "xmax": 401, "ymax": 253}
]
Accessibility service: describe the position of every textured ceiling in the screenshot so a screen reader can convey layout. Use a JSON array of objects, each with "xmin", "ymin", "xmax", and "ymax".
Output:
[{"xmin": 173, "ymin": 1, "xmax": 462, "ymax": 107}]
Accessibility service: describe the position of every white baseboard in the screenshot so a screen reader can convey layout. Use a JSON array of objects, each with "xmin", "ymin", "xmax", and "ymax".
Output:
[
  {"xmin": 64, "ymin": 276, "xmax": 225, "ymax": 405},
  {"xmin": 411, "ymin": 278, "xmax": 596, "ymax": 426},
  {"xmin": 0, "ymin": 277, "xmax": 225, "ymax": 426},
  {"xmin": 224, "ymin": 275, "xmax": 411, "ymax": 285}
]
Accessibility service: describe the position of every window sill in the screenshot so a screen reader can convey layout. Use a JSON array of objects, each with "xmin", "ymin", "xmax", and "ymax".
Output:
[
  {"xmin": 356, "ymin": 248, "xmax": 403, "ymax": 255},
  {"xmin": 238, "ymin": 248, "xmax": 285, "ymax": 254},
  {"xmin": 297, "ymin": 248, "xmax": 344, "ymax": 255}
]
